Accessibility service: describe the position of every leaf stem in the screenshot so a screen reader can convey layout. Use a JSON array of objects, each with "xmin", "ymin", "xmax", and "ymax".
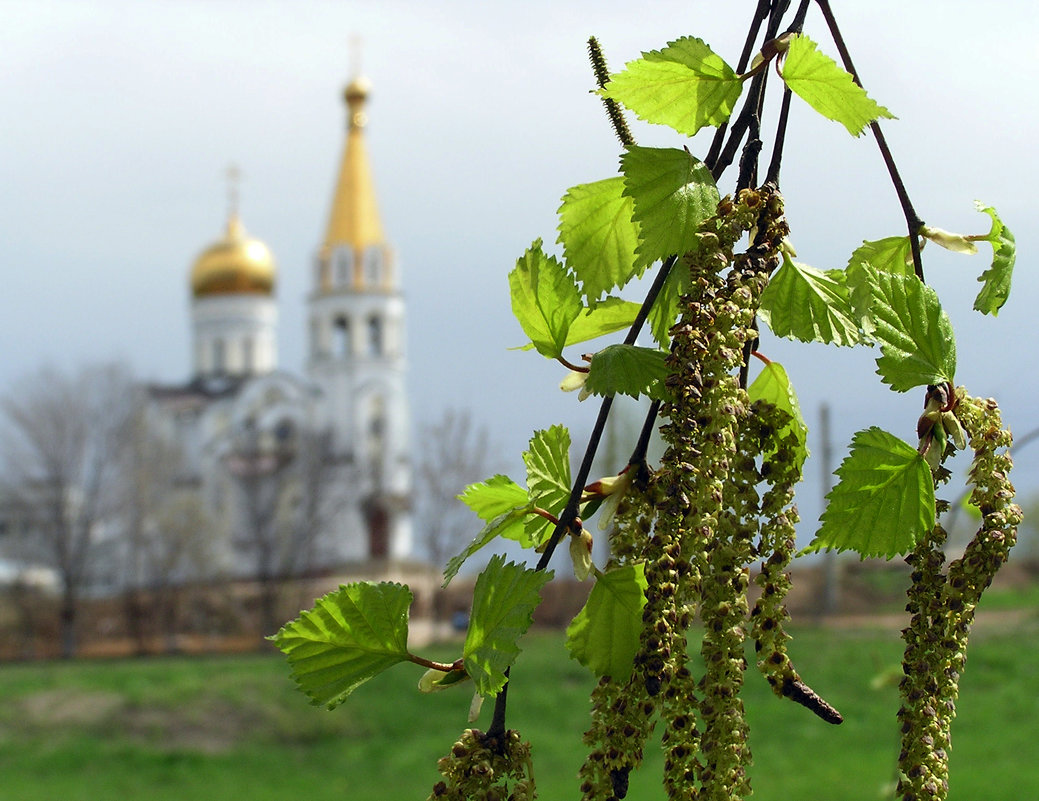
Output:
[
  {"xmin": 813, "ymin": 0, "xmax": 926, "ymax": 281},
  {"xmin": 408, "ymin": 654, "xmax": 464, "ymax": 673},
  {"xmin": 532, "ymin": 506, "xmax": 563, "ymax": 527},
  {"xmin": 557, "ymin": 355, "xmax": 590, "ymax": 373}
]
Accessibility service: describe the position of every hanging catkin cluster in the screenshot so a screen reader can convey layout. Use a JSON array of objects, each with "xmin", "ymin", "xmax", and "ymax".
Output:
[
  {"xmin": 748, "ymin": 401, "xmax": 842, "ymax": 724},
  {"xmin": 582, "ymin": 185, "xmax": 843, "ymax": 801},
  {"xmin": 579, "ymin": 480, "xmax": 660, "ymax": 801},
  {"xmin": 650, "ymin": 186, "xmax": 780, "ymax": 801},
  {"xmin": 897, "ymin": 392, "xmax": 1021, "ymax": 801},
  {"xmin": 429, "ymin": 728, "xmax": 535, "ymax": 801}
]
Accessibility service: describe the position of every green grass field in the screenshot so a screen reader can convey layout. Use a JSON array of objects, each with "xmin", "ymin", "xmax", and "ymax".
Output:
[{"xmin": 0, "ymin": 616, "xmax": 1036, "ymax": 801}]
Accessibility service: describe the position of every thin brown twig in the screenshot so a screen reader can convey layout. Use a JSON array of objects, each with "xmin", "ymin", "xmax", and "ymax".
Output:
[{"xmin": 813, "ymin": 0, "xmax": 926, "ymax": 281}]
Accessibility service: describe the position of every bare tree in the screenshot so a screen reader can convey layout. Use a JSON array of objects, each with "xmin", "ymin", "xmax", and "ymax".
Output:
[
  {"xmin": 149, "ymin": 490, "xmax": 214, "ymax": 651},
  {"xmin": 415, "ymin": 409, "xmax": 497, "ymax": 623},
  {"xmin": 0, "ymin": 364, "xmax": 136, "ymax": 657},
  {"xmin": 227, "ymin": 421, "xmax": 348, "ymax": 640},
  {"xmin": 115, "ymin": 403, "xmax": 220, "ymax": 652},
  {"xmin": 118, "ymin": 401, "xmax": 185, "ymax": 652}
]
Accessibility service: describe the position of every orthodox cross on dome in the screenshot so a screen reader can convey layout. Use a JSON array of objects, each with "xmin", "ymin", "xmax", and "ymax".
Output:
[
  {"xmin": 349, "ymin": 34, "xmax": 365, "ymax": 79},
  {"xmin": 226, "ymin": 163, "xmax": 242, "ymax": 220}
]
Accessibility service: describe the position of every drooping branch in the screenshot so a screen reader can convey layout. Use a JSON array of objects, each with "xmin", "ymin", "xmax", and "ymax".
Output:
[
  {"xmin": 764, "ymin": 0, "xmax": 810, "ymax": 185},
  {"xmin": 712, "ymin": 1, "xmax": 791, "ymax": 182},
  {"xmin": 705, "ymin": 0, "xmax": 775, "ymax": 171},
  {"xmin": 814, "ymin": 0, "xmax": 925, "ymax": 281}
]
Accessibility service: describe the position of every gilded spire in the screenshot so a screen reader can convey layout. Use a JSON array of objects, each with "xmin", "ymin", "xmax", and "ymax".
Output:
[{"xmin": 322, "ymin": 73, "xmax": 385, "ymax": 251}]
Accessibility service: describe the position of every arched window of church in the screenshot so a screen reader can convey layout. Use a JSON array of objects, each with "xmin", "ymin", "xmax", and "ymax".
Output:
[
  {"xmin": 242, "ymin": 337, "xmax": 254, "ymax": 373},
  {"xmin": 213, "ymin": 338, "xmax": 226, "ymax": 374},
  {"xmin": 365, "ymin": 248, "xmax": 381, "ymax": 287},
  {"xmin": 367, "ymin": 315, "xmax": 382, "ymax": 356},
  {"xmin": 336, "ymin": 249, "xmax": 352, "ymax": 287},
  {"xmin": 369, "ymin": 409, "xmax": 385, "ymax": 439},
  {"xmin": 334, "ymin": 315, "xmax": 352, "ymax": 357}
]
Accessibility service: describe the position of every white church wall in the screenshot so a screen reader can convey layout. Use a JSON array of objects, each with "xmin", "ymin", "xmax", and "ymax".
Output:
[{"xmin": 192, "ymin": 295, "xmax": 277, "ymax": 377}]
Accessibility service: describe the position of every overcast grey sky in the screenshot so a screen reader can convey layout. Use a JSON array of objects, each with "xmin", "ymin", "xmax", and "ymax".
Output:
[{"xmin": 2, "ymin": 1, "xmax": 1037, "ymax": 548}]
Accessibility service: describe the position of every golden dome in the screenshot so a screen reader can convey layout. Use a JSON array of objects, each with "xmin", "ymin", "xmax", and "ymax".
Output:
[{"xmin": 190, "ymin": 214, "xmax": 276, "ymax": 298}]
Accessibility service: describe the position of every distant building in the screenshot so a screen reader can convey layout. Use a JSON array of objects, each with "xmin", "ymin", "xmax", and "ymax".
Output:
[{"xmin": 146, "ymin": 72, "xmax": 413, "ymax": 580}]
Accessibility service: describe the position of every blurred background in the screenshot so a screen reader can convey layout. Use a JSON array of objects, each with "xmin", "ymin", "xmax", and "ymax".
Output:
[{"xmin": 0, "ymin": 1, "xmax": 1037, "ymax": 799}]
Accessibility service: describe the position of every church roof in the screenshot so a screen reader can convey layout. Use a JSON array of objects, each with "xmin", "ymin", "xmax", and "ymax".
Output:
[
  {"xmin": 147, "ymin": 374, "xmax": 248, "ymax": 402},
  {"xmin": 321, "ymin": 75, "xmax": 385, "ymax": 253}
]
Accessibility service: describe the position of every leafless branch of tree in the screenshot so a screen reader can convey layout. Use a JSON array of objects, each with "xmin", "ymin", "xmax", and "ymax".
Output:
[
  {"xmin": 227, "ymin": 424, "xmax": 352, "ymax": 640},
  {"xmin": 0, "ymin": 364, "xmax": 137, "ymax": 657}
]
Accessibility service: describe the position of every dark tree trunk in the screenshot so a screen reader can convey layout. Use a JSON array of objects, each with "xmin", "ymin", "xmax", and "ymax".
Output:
[{"xmin": 59, "ymin": 590, "xmax": 77, "ymax": 659}]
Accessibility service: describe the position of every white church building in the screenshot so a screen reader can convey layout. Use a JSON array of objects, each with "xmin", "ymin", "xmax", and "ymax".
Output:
[{"xmin": 148, "ymin": 73, "xmax": 413, "ymax": 580}]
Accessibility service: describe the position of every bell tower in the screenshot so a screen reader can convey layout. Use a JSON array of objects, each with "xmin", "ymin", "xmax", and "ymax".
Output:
[{"xmin": 308, "ymin": 73, "xmax": 411, "ymax": 561}]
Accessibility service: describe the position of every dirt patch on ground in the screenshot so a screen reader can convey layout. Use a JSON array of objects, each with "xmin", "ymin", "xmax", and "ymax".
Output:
[
  {"xmin": 18, "ymin": 688, "xmax": 124, "ymax": 727},
  {"xmin": 117, "ymin": 698, "xmax": 264, "ymax": 754},
  {"xmin": 11, "ymin": 688, "xmax": 271, "ymax": 755}
]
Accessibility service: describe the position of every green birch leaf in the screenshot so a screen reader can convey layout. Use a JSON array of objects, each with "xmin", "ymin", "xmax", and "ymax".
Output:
[
  {"xmin": 647, "ymin": 259, "xmax": 692, "ymax": 347},
  {"xmin": 270, "ymin": 582, "xmax": 413, "ymax": 709},
  {"xmin": 620, "ymin": 145, "xmax": 719, "ymax": 268},
  {"xmin": 443, "ymin": 506, "xmax": 534, "ymax": 587},
  {"xmin": 508, "ymin": 240, "xmax": 583, "ymax": 358},
  {"xmin": 458, "ymin": 474, "xmax": 529, "ymax": 522},
  {"xmin": 747, "ymin": 361, "xmax": 809, "ymax": 471},
  {"xmin": 846, "ymin": 237, "xmax": 914, "ymax": 337},
  {"xmin": 866, "ymin": 267, "xmax": 956, "ymax": 391},
  {"xmin": 584, "ymin": 344, "xmax": 670, "ymax": 400},
  {"xmin": 464, "ymin": 556, "xmax": 552, "ymax": 696},
  {"xmin": 566, "ymin": 297, "xmax": 643, "ymax": 346},
  {"xmin": 600, "ymin": 37, "xmax": 743, "ymax": 136},
  {"xmin": 558, "ymin": 177, "xmax": 641, "ymax": 301},
  {"xmin": 809, "ymin": 427, "xmax": 935, "ymax": 558},
  {"xmin": 523, "ymin": 425, "xmax": 572, "ymax": 546},
  {"xmin": 780, "ymin": 34, "xmax": 895, "ymax": 136},
  {"xmin": 973, "ymin": 201, "xmax": 1016, "ymax": 315},
  {"xmin": 566, "ymin": 563, "xmax": 648, "ymax": 680},
  {"xmin": 848, "ymin": 237, "xmax": 914, "ymax": 275},
  {"xmin": 758, "ymin": 253, "xmax": 861, "ymax": 345},
  {"xmin": 513, "ymin": 296, "xmax": 641, "ymax": 351}
]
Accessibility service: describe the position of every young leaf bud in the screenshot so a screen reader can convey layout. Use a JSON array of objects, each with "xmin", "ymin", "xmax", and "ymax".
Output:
[
  {"xmin": 560, "ymin": 369, "xmax": 592, "ymax": 401},
  {"xmin": 468, "ymin": 691, "xmax": 484, "ymax": 723},
  {"xmin": 920, "ymin": 225, "xmax": 979, "ymax": 255},
  {"xmin": 570, "ymin": 529, "xmax": 595, "ymax": 581},
  {"xmin": 418, "ymin": 667, "xmax": 471, "ymax": 693},
  {"xmin": 941, "ymin": 411, "xmax": 968, "ymax": 451}
]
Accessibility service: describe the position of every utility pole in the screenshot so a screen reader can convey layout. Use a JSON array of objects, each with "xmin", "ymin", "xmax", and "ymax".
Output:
[{"xmin": 818, "ymin": 402, "xmax": 840, "ymax": 616}]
